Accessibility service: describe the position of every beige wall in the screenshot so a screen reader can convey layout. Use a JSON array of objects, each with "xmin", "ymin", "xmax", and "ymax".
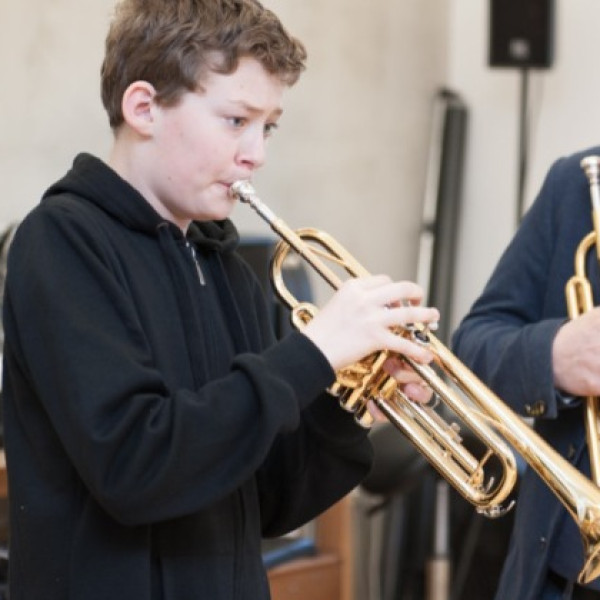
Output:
[
  {"xmin": 0, "ymin": 0, "xmax": 114, "ymax": 224},
  {"xmin": 235, "ymin": 0, "xmax": 450, "ymax": 288},
  {"xmin": 448, "ymin": 0, "xmax": 600, "ymax": 328},
  {"xmin": 0, "ymin": 0, "xmax": 450, "ymax": 295}
]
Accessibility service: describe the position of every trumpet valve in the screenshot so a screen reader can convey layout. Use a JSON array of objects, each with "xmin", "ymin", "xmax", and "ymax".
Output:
[
  {"xmin": 354, "ymin": 403, "xmax": 375, "ymax": 428},
  {"xmin": 477, "ymin": 499, "xmax": 516, "ymax": 519},
  {"xmin": 449, "ymin": 421, "xmax": 463, "ymax": 443},
  {"xmin": 290, "ymin": 303, "xmax": 317, "ymax": 328}
]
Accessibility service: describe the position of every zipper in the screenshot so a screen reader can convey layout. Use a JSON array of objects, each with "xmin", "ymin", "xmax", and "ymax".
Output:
[{"xmin": 186, "ymin": 241, "xmax": 206, "ymax": 286}]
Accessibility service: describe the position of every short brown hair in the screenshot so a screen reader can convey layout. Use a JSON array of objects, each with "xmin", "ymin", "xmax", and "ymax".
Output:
[{"xmin": 101, "ymin": 0, "xmax": 307, "ymax": 128}]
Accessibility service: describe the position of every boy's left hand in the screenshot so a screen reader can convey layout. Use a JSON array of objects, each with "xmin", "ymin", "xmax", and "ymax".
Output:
[{"xmin": 367, "ymin": 357, "xmax": 433, "ymax": 422}]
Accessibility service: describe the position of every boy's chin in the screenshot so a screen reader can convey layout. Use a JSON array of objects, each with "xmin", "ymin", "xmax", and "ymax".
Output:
[{"xmin": 197, "ymin": 206, "xmax": 234, "ymax": 222}]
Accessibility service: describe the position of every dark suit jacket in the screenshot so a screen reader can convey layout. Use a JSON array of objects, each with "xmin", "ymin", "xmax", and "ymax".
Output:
[{"xmin": 452, "ymin": 145, "xmax": 600, "ymax": 599}]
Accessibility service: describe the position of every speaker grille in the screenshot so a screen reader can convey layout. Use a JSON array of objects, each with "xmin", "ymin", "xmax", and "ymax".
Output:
[{"xmin": 489, "ymin": 0, "xmax": 555, "ymax": 68}]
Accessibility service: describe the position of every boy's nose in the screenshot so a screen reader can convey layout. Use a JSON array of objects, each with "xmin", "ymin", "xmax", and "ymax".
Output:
[{"xmin": 237, "ymin": 133, "xmax": 267, "ymax": 171}]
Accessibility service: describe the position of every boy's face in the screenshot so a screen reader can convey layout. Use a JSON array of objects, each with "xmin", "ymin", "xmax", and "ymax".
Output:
[{"xmin": 139, "ymin": 57, "xmax": 286, "ymax": 231}]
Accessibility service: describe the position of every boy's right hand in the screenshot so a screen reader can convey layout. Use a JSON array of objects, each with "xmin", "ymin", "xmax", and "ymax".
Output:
[{"xmin": 302, "ymin": 275, "xmax": 439, "ymax": 372}]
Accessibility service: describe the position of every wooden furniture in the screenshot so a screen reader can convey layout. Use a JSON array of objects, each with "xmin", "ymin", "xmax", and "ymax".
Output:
[{"xmin": 267, "ymin": 495, "xmax": 353, "ymax": 600}]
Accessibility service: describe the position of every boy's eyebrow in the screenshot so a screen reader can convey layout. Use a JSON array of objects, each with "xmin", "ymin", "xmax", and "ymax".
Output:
[{"xmin": 232, "ymin": 99, "xmax": 283, "ymax": 118}]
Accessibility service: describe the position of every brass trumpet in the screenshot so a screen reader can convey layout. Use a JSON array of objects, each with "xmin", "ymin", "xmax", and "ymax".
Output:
[
  {"xmin": 230, "ymin": 180, "xmax": 600, "ymax": 584},
  {"xmin": 569, "ymin": 157, "xmax": 600, "ymax": 488}
]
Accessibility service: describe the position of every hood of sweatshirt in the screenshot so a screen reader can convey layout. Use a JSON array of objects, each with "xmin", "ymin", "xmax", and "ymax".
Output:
[
  {"xmin": 40, "ymin": 153, "xmax": 256, "ymax": 376},
  {"xmin": 42, "ymin": 153, "xmax": 241, "ymax": 253}
]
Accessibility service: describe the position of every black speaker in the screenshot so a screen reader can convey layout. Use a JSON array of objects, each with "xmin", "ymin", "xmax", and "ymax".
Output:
[{"xmin": 489, "ymin": 0, "xmax": 555, "ymax": 69}]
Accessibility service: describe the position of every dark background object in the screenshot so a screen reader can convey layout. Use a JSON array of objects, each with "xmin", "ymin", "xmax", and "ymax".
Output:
[
  {"xmin": 237, "ymin": 236, "xmax": 313, "ymax": 340},
  {"xmin": 418, "ymin": 89, "xmax": 468, "ymax": 344},
  {"xmin": 489, "ymin": 0, "xmax": 555, "ymax": 69}
]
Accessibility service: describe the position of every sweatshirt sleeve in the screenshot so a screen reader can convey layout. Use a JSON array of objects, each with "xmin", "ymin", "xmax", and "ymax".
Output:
[{"xmin": 257, "ymin": 387, "xmax": 373, "ymax": 537}]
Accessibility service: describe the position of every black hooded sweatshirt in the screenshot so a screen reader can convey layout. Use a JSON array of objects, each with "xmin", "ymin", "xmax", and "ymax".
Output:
[{"xmin": 2, "ymin": 154, "xmax": 373, "ymax": 599}]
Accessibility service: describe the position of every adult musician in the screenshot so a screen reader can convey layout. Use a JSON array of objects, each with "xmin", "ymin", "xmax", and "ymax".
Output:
[
  {"xmin": 452, "ymin": 146, "xmax": 600, "ymax": 600},
  {"xmin": 1, "ymin": 1, "xmax": 439, "ymax": 598}
]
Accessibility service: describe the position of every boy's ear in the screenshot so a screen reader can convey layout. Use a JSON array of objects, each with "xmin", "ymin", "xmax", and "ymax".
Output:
[{"xmin": 121, "ymin": 81, "xmax": 157, "ymax": 135}]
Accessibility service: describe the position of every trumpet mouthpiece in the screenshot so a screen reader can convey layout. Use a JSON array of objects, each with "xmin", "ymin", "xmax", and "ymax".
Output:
[
  {"xmin": 231, "ymin": 180, "xmax": 278, "ymax": 226},
  {"xmin": 230, "ymin": 180, "xmax": 256, "ymax": 202}
]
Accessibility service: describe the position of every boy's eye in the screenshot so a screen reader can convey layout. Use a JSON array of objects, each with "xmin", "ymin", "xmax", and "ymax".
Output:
[
  {"xmin": 226, "ymin": 116, "xmax": 278, "ymax": 137},
  {"xmin": 228, "ymin": 116, "xmax": 246, "ymax": 128},
  {"xmin": 264, "ymin": 123, "xmax": 279, "ymax": 138}
]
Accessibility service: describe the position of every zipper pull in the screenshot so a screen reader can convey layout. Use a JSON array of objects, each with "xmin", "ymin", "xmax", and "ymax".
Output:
[{"xmin": 186, "ymin": 241, "xmax": 206, "ymax": 286}]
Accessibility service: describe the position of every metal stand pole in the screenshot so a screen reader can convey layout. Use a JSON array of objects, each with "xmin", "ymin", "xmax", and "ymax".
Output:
[
  {"xmin": 425, "ymin": 480, "xmax": 451, "ymax": 600},
  {"xmin": 516, "ymin": 68, "xmax": 530, "ymax": 226}
]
